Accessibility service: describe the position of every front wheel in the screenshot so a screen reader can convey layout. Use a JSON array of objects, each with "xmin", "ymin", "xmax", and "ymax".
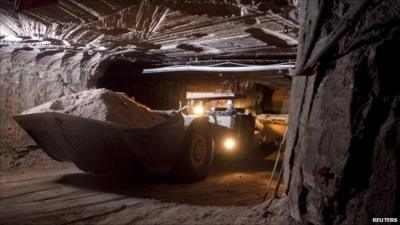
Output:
[{"xmin": 171, "ymin": 123, "xmax": 214, "ymax": 182}]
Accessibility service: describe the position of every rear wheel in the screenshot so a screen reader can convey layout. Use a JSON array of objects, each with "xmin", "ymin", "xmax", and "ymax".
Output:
[{"xmin": 171, "ymin": 123, "xmax": 214, "ymax": 182}]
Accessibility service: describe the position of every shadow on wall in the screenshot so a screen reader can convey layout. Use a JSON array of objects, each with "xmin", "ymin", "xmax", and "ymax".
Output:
[{"xmin": 261, "ymin": 89, "xmax": 291, "ymax": 114}]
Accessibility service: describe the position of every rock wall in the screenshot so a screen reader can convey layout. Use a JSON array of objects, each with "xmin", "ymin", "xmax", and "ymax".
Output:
[
  {"xmin": 284, "ymin": 0, "xmax": 399, "ymax": 224},
  {"xmin": 264, "ymin": 89, "xmax": 291, "ymax": 114},
  {"xmin": 0, "ymin": 46, "xmax": 102, "ymax": 171}
]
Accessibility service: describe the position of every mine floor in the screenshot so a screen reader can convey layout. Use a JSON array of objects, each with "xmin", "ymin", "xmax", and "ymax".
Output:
[{"xmin": 0, "ymin": 151, "xmax": 283, "ymax": 225}]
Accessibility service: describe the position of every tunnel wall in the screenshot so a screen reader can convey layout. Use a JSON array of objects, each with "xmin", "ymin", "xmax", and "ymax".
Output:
[
  {"xmin": 265, "ymin": 89, "xmax": 290, "ymax": 114},
  {"xmin": 0, "ymin": 46, "xmax": 102, "ymax": 171},
  {"xmin": 284, "ymin": 1, "xmax": 399, "ymax": 224}
]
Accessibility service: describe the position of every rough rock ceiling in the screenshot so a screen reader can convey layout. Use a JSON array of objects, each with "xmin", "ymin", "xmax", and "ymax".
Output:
[
  {"xmin": 0, "ymin": 0, "xmax": 298, "ymax": 64},
  {"xmin": 0, "ymin": 0, "xmax": 298, "ymax": 89}
]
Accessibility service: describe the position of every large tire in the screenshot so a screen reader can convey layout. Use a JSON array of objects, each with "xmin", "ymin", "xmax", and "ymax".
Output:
[{"xmin": 171, "ymin": 122, "xmax": 214, "ymax": 182}]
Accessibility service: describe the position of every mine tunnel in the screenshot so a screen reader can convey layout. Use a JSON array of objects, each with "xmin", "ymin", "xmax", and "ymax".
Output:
[{"xmin": 0, "ymin": 0, "xmax": 399, "ymax": 225}]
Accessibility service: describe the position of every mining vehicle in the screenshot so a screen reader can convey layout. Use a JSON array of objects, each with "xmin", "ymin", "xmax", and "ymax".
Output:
[{"xmin": 14, "ymin": 92, "xmax": 254, "ymax": 182}]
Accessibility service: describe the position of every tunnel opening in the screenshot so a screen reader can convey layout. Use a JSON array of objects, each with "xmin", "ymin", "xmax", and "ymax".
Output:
[
  {"xmin": 96, "ymin": 58, "xmax": 185, "ymax": 110},
  {"xmin": 96, "ymin": 59, "xmax": 291, "ymax": 114}
]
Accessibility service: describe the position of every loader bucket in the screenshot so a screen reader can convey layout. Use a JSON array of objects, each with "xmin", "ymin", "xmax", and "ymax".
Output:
[{"xmin": 13, "ymin": 112, "xmax": 185, "ymax": 176}]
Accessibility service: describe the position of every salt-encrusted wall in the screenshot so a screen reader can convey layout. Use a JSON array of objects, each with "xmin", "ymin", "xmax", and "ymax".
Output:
[
  {"xmin": 0, "ymin": 46, "xmax": 103, "ymax": 171},
  {"xmin": 284, "ymin": 0, "xmax": 400, "ymax": 224}
]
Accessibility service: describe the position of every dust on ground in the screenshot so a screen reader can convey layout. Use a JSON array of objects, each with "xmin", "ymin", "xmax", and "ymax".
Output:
[{"xmin": 0, "ymin": 151, "xmax": 292, "ymax": 225}]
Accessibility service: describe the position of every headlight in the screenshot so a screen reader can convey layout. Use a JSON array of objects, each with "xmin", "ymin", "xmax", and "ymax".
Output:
[
  {"xmin": 224, "ymin": 138, "xmax": 236, "ymax": 151},
  {"xmin": 193, "ymin": 105, "xmax": 205, "ymax": 115}
]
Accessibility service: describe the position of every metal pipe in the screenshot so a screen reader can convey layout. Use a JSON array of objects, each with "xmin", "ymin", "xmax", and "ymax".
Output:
[{"xmin": 143, "ymin": 64, "xmax": 294, "ymax": 74}]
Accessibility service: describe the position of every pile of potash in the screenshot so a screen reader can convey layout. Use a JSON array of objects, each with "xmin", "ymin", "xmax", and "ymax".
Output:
[{"xmin": 21, "ymin": 88, "xmax": 166, "ymax": 128}]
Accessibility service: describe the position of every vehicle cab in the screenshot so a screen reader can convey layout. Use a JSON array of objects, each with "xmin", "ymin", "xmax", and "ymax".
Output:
[{"xmin": 183, "ymin": 92, "xmax": 255, "ymax": 154}]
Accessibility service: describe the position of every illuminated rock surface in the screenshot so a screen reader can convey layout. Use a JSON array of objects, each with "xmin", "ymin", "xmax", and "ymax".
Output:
[{"xmin": 284, "ymin": 1, "xmax": 400, "ymax": 224}]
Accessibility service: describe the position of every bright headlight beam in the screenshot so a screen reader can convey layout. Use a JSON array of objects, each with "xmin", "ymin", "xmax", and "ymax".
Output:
[
  {"xmin": 224, "ymin": 138, "xmax": 236, "ymax": 151},
  {"xmin": 193, "ymin": 105, "xmax": 204, "ymax": 115}
]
